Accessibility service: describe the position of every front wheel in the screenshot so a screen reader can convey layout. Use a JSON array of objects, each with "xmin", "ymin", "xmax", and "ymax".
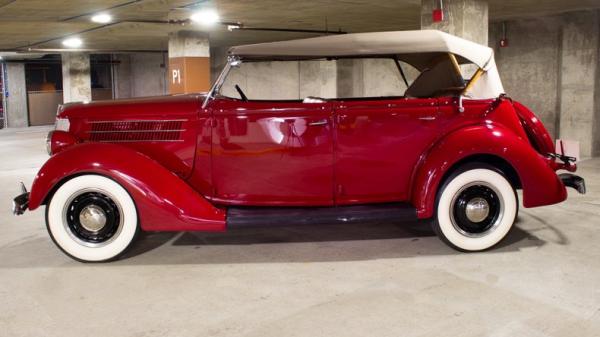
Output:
[
  {"xmin": 46, "ymin": 175, "xmax": 139, "ymax": 262},
  {"xmin": 433, "ymin": 167, "xmax": 518, "ymax": 251}
]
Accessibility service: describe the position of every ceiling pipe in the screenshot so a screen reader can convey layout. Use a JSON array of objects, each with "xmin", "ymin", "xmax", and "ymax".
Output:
[
  {"xmin": 3, "ymin": 49, "xmax": 166, "ymax": 54},
  {"xmin": 60, "ymin": 0, "xmax": 145, "ymax": 21},
  {"xmin": 234, "ymin": 27, "xmax": 345, "ymax": 35},
  {"xmin": 0, "ymin": 0, "xmax": 16, "ymax": 11},
  {"xmin": 13, "ymin": 19, "xmax": 346, "ymax": 52}
]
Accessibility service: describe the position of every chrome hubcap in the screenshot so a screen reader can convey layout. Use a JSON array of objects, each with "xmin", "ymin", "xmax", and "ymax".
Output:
[
  {"xmin": 79, "ymin": 205, "xmax": 107, "ymax": 232},
  {"xmin": 465, "ymin": 197, "xmax": 490, "ymax": 223},
  {"xmin": 450, "ymin": 182, "xmax": 504, "ymax": 238}
]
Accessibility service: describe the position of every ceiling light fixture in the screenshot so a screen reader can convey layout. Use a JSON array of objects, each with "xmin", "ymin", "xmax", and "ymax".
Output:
[
  {"xmin": 62, "ymin": 37, "xmax": 83, "ymax": 48},
  {"xmin": 190, "ymin": 9, "xmax": 220, "ymax": 26},
  {"xmin": 91, "ymin": 13, "xmax": 112, "ymax": 24},
  {"xmin": 227, "ymin": 24, "xmax": 241, "ymax": 31}
]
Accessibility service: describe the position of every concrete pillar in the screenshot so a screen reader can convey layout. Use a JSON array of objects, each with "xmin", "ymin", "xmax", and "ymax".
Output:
[
  {"xmin": 61, "ymin": 53, "xmax": 92, "ymax": 103},
  {"xmin": 5, "ymin": 63, "xmax": 28, "ymax": 128},
  {"xmin": 300, "ymin": 61, "xmax": 337, "ymax": 99},
  {"xmin": 421, "ymin": 0, "xmax": 489, "ymax": 45},
  {"xmin": 558, "ymin": 11, "xmax": 600, "ymax": 158},
  {"xmin": 168, "ymin": 31, "xmax": 210, "ymax": 94},
  {"xmin": 337, "ymin": 59, "xmax": 364, "ymax": 98}
]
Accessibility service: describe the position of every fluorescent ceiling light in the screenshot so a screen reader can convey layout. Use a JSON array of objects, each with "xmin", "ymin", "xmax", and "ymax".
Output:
[
  {"xmin": 227, "ymin": 24, "xmax": 241, "ymax": 31},
  {"xmin": 190, "ymin": 9, "xmax": 220, "ymax": 25},
  {"xmin": 91, "ymin": 13, "xmax": 112, "ymax": 24},
  {"xmin": 62, "ymin": 37, "xmax": 83, "ymax": 48}
]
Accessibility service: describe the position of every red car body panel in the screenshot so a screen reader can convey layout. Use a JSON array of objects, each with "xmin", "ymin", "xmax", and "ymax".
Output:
[
  {"xmin": 411, "ymin": 98, "xmax": 566, "ymax": 218},
  {"xmin": 411, "ymin": 124, "xmax": 566, "ymax": 218},
  {"xmin": 333, "ymin": 98, "xmax": 440, "ymax": 204},
  {"xmin": 62, "ymin": 95, "xmax": 205, "ymax": 180},
  {"xmin": 31, "ymin": 92, "xmax": 572, "ymax": 231},
  {"xmin": 29, "ymin": 142, "xmax": 226, "ymax": 232},
  {"xmin": 209, "ymin": 99, "xmax": 335, "ymax": 206},
  {"xmin": 512, "ymin": 100, "xmax": 555, "ymax": 154}
]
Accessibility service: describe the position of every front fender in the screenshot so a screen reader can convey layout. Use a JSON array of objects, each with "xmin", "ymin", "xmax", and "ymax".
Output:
[
  {"xmin": 411, "ymin": 124, "xmax": 567, "ymax": 219},
  {"xmin": 29, "ymin": 143, "xmax": 225, "ymax": 232}
]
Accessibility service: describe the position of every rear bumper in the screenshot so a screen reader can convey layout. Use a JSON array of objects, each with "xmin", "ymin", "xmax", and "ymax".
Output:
[
  {"xmin": 559, "ymin": 173, "xmax": 586, "ymax": 194},
  {"xmin": 12, "ymin": 192, "xmax": 30, "ymax": 215}
]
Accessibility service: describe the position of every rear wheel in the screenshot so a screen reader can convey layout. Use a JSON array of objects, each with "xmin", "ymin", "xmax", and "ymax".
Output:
[
  {"xmin": 433, "ymin": 167, "xmax": 518, "ymax": 251},
  {"xmin": 46, "ymin": 175, "xmax": 138, "ymax": 262}
]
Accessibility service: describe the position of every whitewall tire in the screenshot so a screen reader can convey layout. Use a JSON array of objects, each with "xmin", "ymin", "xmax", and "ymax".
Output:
[
  {"xmin": 46, "ymin": 175, "xmax": 138, "ymax": 262},
  {"xmin": 433, "ymin": 167, "xmax": 517, "ymax": 251}
]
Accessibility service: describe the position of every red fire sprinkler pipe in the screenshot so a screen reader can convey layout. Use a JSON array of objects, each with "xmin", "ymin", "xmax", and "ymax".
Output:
[{"xmin": 433, "ymin": 0, "xmax": 444, "ymax": 23}]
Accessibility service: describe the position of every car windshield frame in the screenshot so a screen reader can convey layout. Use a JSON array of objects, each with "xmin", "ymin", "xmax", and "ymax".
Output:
[{"xmin": 207, "ymin": 53, "xmax": 480, "ymax": 104}]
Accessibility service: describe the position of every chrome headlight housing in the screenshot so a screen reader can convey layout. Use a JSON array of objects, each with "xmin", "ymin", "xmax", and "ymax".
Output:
[
  {"xmin": 46, "ymin": 118, "xmax": 70, "ymax": 155},
  {"xmin": 46, "ymin": 130, "xmax": 54, "ymax": 155}
]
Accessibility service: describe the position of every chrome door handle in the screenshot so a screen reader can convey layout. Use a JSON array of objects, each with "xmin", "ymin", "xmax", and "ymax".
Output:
[{"xmin": 308, "ymin": 119, "xmax": 328, "ymax": 126}]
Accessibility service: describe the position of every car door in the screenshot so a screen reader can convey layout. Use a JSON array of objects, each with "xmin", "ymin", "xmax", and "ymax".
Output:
[
  {"xmin": 210, "ymin": 98, "xmax": 335, "ymax": 206},
  {"xmin": 333, "ymin": 97, "xmax": 441, "ymax": 204}
]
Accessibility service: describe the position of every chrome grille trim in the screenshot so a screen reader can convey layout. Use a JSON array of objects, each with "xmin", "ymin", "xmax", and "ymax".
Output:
[{"xmin": 87, "ymin": 120, "xmax": 187, "ymax": 142}]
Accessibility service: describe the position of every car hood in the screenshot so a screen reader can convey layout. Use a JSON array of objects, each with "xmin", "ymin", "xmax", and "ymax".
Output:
[{"xmin": 58, "ymin": 93, "xmax": 208, "ymax": 120}]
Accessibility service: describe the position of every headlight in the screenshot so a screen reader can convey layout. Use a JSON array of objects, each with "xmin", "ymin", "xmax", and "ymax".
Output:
[
  {"xmin": 55, "ymin": 118, "xmax": 70, "ymax": 132},
  {"xmin": 46, "ymin": 131, "xmax": 54, "ymax": 155}
]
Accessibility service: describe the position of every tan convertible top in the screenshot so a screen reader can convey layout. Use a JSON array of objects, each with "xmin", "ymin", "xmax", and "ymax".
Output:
[
  {"xmin": 229, "ymin": 30, "xmax": 495, "ymax": 70},
  {"xmin": 224, "ymin": 30, "xmax": 505, "ymax": 99}
]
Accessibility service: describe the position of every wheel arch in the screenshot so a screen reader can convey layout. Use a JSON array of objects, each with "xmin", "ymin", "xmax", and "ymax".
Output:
[
  {"xmin": 438, "ymin": 154, "xmax": 522, "ymax": 192},
  {"xmin": 410, "ymin": 124, "xmax": 566, "ymax": 219},
  {"xmin": 30, "ymin": 142, "xmax": 225, "ymax": 232}
]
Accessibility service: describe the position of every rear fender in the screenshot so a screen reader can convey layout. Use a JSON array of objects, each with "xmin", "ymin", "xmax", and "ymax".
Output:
[
  {"xmin": 411, "ymin": 124, "xmax": 567, "ymax": 219},
  {"xmin": 29, "ymin": 143, "xmax": 225, "ymax": 232}
]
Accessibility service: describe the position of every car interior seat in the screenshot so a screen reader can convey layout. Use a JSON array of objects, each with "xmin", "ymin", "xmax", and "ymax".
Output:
[{"xmin": 404, "ymin": 56, "xmax": 466, "ymax": 98}]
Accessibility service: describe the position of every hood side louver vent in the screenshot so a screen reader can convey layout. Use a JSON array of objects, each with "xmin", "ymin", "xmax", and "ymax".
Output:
[{"xmin": 88, "ymin": 120, "xmax": 186, "ymax": 142}]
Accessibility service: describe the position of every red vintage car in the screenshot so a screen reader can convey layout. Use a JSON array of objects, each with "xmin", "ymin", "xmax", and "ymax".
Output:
[{"xmin": 13, "ymin": 30, "xmax": 585, "ymax": 262}]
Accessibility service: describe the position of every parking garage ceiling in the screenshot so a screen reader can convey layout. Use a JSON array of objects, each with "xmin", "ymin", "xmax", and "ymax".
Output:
[{"xmin": 0, "ymin": 0, "xmax": 599, "ymax": 52}]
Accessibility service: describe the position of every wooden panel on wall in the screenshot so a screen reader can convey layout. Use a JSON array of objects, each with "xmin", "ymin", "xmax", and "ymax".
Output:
[
  {"xmin": 28, "ymin": 91, "xmax": 63, "ymax": 126},
  {"xmin": 92, "ymin": 88, "xmax": 113, "ymax": 101}
]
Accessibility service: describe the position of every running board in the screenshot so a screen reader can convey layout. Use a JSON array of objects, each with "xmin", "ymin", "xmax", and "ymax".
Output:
[{"xmin": 226, "ymin": 203, "xmax": 417, "ymax": 229}]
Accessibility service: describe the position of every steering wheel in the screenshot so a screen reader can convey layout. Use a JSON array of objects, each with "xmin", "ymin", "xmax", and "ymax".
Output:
[{"xmin": 235, "ymin": 84, "xmax": 248, "ymax": 102}]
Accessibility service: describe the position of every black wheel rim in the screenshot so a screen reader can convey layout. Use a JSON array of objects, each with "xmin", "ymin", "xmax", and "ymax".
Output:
[
  {"xmin": 64, "ymin": 191, "xmax": 121, "ymax": 245},
  {"xmin": 451, "ymin": 183, "xmax": 502, "ymax": 237}
]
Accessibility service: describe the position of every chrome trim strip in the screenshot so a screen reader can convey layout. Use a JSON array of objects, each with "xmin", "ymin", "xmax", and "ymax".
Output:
[
  {"xmin": 94, "ymin": 140, "xmax": 185, "ymax": 143},
  {"xmin": 87, "ymin": 129, "xmax": 186, "ymax": 133},
  {"xmin": 203, "ymin": 56, "xmax": 236, "ymax": 109},
  {"xmin": 88, "ymin": 119, "xmax": 188, "ymax": 123}
]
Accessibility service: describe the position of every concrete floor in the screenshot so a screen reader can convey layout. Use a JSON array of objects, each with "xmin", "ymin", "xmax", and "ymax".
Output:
[{"xmin": 1, "ymin": 126, "xmax": 599, "ymax": 337}]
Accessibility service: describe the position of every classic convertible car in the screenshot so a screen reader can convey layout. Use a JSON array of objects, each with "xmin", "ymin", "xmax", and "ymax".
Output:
[{"xmin": 14, "ymin": 30, "xmax": 585, "ymax": 262}]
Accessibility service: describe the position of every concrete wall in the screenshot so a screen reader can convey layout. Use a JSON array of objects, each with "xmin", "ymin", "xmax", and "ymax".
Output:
[
  {"xmin": 421, "ymin": 0, "xmax": 489, "ymax": 45},
  {"xmin": 5, "ymin": 63, "xmax": 28, "ymax": 128},
  {"xmin": 490, "ymin": 10, "xmax": 600, "ymax": 157},
  {"xmin": 131, "ymin": 53, "xmax": 168, "ymax": 97},
  {"xmin": 490, "ymin": 17, "xmax": 563, "ymax": 138},
  {"xmin": 113, "ymin": 54, "xmax": 132, "ymax": 99},
  {"xmin": 113, "ymin": 53, "xmax": 168, "ymax": 99},
  {"xmin": 559, "ymin": 11, "xmax": 600, "ymax": 158}
]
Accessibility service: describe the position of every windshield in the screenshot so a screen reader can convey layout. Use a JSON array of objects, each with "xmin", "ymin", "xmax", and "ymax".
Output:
[{"xmin": 216, "ymin": 54, "xmax": 480, "ymax": 101}]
